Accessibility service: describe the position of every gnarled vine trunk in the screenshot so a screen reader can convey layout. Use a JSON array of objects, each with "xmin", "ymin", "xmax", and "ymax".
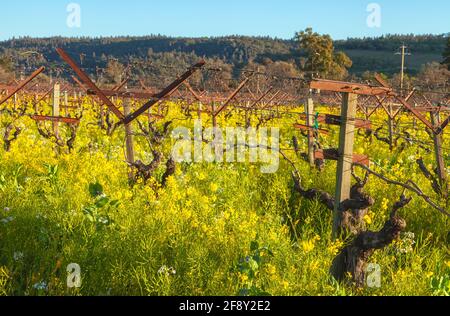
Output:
[
  {"xmin": 292, "ymin": 171, "xmax": 410, "ymax": 287},
  {"xmin": 330, "ymin": 195, "xmax": 410, "ymax": 287}
]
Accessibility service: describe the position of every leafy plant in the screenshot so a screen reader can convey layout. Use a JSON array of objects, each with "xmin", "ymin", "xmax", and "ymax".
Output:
[
  {"xmin": 430, "ymin": 275, "xmax": 450, "ymax": 296},
  {"xmin": 236, "ymin": 240, "xmax": 273, "ymax": 296},
  {"xmin": 0, "ymin": 174, "xmax": 6, "ymax": 192},
  {"xmin": 83, "ymin": 182, "xmax": 120, "ymax": 230},
  {"xmin": 11, "ymin": 164, "xmax": 23, "ymax": 192},
  {"xmin": 44, "ymin": 164, "xmax": 58, "ymax": 181}
]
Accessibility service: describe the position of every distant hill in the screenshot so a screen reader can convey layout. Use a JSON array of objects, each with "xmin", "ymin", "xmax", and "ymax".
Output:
[
  {"xmin": 335, "ymin": 34, "xmax": 448, "ymax": 75},
  {"xmin": 0, "ymin": 34, "xmax": 447, "ymax": 81}
]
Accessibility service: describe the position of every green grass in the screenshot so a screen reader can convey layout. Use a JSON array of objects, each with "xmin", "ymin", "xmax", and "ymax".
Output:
[
  {"xmin": 343, "ymin": 49, "xmax": 443, "ymax": 75},
  {"xmin": 0, "ymin": 103, "xmax": 449, "ymax": 296}
]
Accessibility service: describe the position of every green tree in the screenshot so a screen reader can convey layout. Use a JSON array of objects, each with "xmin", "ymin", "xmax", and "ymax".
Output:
[
  {"xmin": 104, "ymin": 58, "xmax": 125, "ymax": 85},
  {"xmin": 416, "ymin": 62, "xmax": 450, "ymax": 89},
  {"xmin": 266, "ymin": 61, "xmax": 301, "ymax": 92},
  {"xmin": 202, "ymin": 58, "xmax": 233, "ymax": 92},
  {"xmin": 0, "ymin": 56, "xmax": 10, "ymax": 69},
  {"xmin": 443, "ymin": 37, "xmax": 450, "ymax": 70},
  {"xmin": 0, "ymin": 55, "xmax": 14, "ymax": 82},
  {"xmin": 295, "ymin": 28, "xmax": 352, "ymax": 80},
  {"xmin": 332, "ymin": 51, "xmax": 353, "ymax": 79}
]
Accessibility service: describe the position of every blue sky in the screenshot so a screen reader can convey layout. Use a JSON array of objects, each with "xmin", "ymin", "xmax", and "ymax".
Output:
[{"xmin": 0, "ymin": 0, "xmax": 448, "ymax": 41}]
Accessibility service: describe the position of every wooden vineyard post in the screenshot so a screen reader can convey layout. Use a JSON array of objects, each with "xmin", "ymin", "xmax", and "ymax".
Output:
[
  {"xmin": 333, "ymin": 92, "xmax": 358, "ymax": 238},
  {"xmin": 430, "ymin": 110, "xmax": 447, "ymax": 192},
  {"xmin": 52, "ymin": 83, "xmax": 61, "ymax": 137},
  {"xmin": 364, "ymin": 103, "xmax": 369, "ymax": 121},
  {"xmin": 123, "ymin": 97, "xmax": 136, "ymax": 181},
  {"xmin": 245, "ymin": 101, "xmax": 250, "ymax": 128},
  {"xmin": 305, "ymin": 97, "xmax": 315, "ymax": 167},
  {"xmin": 157, "ymin": 101, "xmax": 163, "ymax": 116},
  {"xmin": 148, "ymin": 104, "xmax": 152, "ymax": 124},
  {"xmin": 99, "ymin": 102, "xmax": 105, "ymax": 128},
  {"xmin": 412, "ymin": 100, "xmax": 417, "ymax": 129},
  {"xmin": 211, "ymin": 102, "xmax": 217, "ymax": 128},
  {"xmin": 388, "ymin": 103, "xmax": 394, "ymax": 151},
  {"xmin": 64, "ymin": 90, "xmax": 69, "ymax": 116},
  {"xmin": 197, "ymin": 102, "xmax": 203, "ymax": 120},
  {"xmin": 34, "ymin": 89, "xmax": 44, "ymax": 113}
]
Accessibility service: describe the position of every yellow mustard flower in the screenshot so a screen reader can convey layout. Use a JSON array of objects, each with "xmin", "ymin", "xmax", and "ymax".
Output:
[
  {"xmin": 210, "ymin": 183, "xmax": 219, "ymax": 193},
  {"xmin": 301, "ymin": 240, "xmax": 315, "ymax": 253}
]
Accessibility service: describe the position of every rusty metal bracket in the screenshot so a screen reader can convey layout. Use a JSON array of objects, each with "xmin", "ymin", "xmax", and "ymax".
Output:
[
  {"xmin": 310, "ymin": 79, "xmax": 392, "ymax": 96},
  {"xmin": 57, "ymin": 48, "xmax": 125, "ymax": 120},
  {"xmin": 112, "ymin": 78, "xmax": 129, "ymax": 92},
  {"xmin": 374, "ymin": 95, "xmax": 402, "ymax": 120},
  {"xmin": 183, "ymin": 82, "xmax": 203, "ymax": 102},
  {"xmin": 120, "ymin": 60, "xmax": 205, "ymax": 125},
  {"xmin": 315, "ymin": 149, "xmax": 370, "ymax": 167},
  {"xmin": 71, "ymin": 75, "xmax": 88, "ymax": 92},
  {"xmin": 0, "ymin": 66, "xmax": 45, "ymax": 106},
  {"xmin": 374, "ymin": 74, "xmax": 435, "ymax": 132},
  {"xmin": 299, "ymin": 113, "xmax": 371, "ymax": 130},
  {"xmin": 139, "ymin": 79, "xmax": 153, "ymax": 93},
  {"xmin": 31, "ymin": 115, "xmax": 80, "ymax": 125},
  {"xmin": 248, "ymin": 87, "xmax": 273, "ymax": 109},
  {"xmin": 214, "ymin": 77, "xmax": 252, "ymax": 117},
  {"xmin": 436, "ymin": 119, "xmax": 449, "ymax": 135},
  {"xmin": 86, "ymin": 89, "xmax": 156, "ymax": 99},
  {"xmin": 294, "ymin": 123, "xmax": 330, "ymax": 135}
]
